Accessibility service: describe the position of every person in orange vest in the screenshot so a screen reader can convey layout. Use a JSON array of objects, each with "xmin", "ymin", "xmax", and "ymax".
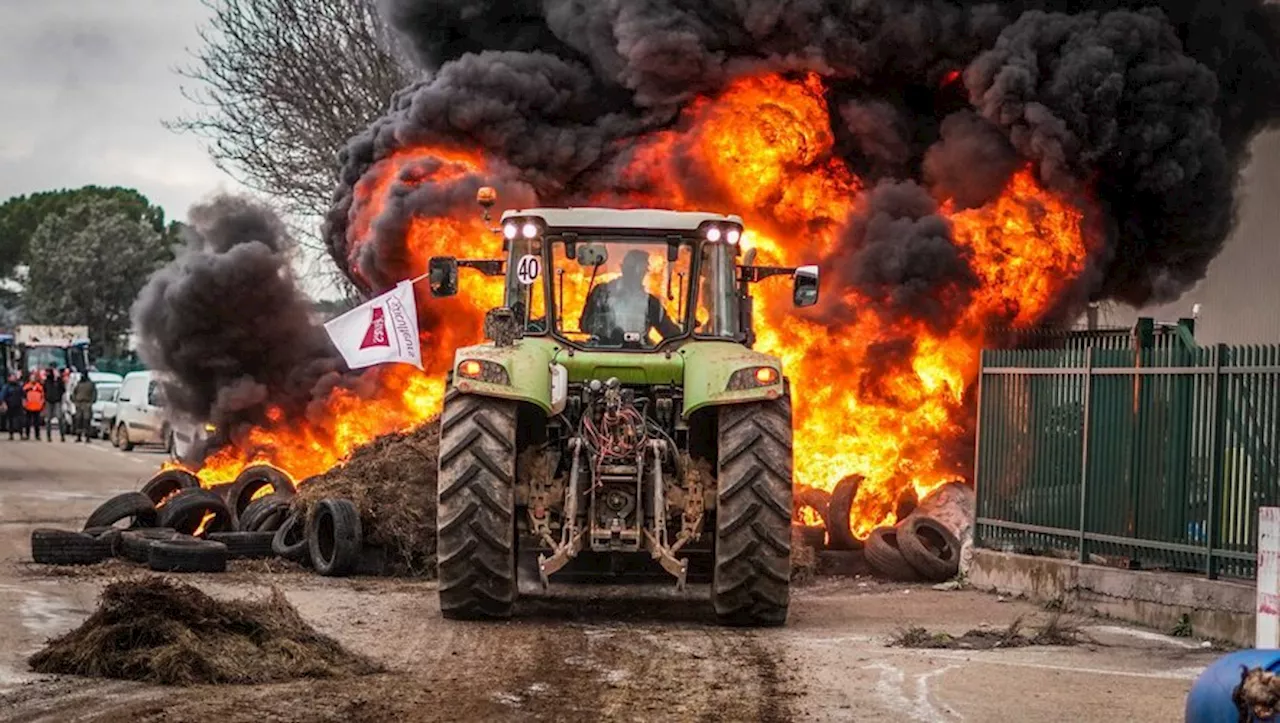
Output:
[{"xmin": 22, "ymin": 372, "xmax": 46, "ymax": 441}]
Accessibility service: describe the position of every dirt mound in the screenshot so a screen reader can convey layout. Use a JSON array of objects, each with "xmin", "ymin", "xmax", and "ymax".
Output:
[
  {"xmin": 28, "ymin": 577, "xmax": 379, "ymax": 685},
  {"xmin": 296, "ymin": 420, "xmax": 440, "ymax": 577}
]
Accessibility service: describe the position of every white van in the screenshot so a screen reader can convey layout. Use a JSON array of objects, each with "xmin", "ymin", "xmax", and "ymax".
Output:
[
  {"xmin": 61, "ymin": 371, "xmax": 123, "ymax": 438},
  {"xmin": 98, "ymin": 385, "xmax": 120, "ymax": 440},
  {"xmin": 112, "ymin": 371, "xmax": 167, "ymax": 451}
]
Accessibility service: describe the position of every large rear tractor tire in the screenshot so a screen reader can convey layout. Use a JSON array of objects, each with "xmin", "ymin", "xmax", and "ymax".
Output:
[
  {"xmin": 437, "ymin": 391, "xmax": 518, "ymax": 620},
  {"xmin": 713, "ymin": 396, "xmax": 793, "ymax": 626}
]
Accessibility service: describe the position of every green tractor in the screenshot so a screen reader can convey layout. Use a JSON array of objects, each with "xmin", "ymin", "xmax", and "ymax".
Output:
[{"xmin": 428, "ymin": 191, "xmax": 819, "ymax": 626}]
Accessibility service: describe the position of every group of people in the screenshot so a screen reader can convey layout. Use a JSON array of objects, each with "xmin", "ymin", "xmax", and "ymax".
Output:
[{"xmin": 1, "ymin": 367, "xmax": 97, "ymax": 442}]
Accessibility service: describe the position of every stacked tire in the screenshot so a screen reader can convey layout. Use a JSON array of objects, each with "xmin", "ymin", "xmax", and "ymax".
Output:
[
  {"xmin": 863, "ymin": 514, "xmax": 962, "ymax": 582},
  {"xmin": 31, "ymin": 466, "xmax": 366, "ymax": 579},
  {"xmin": 31, "ymin": 467, "xmax": 286, "ymax": 572}
]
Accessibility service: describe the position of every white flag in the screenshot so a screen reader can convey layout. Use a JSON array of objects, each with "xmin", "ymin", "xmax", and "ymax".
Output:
[{"xmin": 324, "ymin": 280, "xmax": 423, "ymax": 370}]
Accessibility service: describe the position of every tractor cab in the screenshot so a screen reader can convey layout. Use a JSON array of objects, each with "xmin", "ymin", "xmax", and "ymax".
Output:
[{"xmin": 429, "ymin": 202, "xmax": 819, "ymax": 352}]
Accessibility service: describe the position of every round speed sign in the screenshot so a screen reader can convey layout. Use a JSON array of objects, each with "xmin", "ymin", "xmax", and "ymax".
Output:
[{"xmin": 516, "ymin": 254, "xmax": 542, "ymax": 285}]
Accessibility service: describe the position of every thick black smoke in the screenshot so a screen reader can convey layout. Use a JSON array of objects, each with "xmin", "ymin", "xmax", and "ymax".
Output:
[
  {"xmin": 834, "ymin": 181, "xmax": 978, "ymax": 332},
  {"xmin": 333, "ymin": 0, "xmax": 1279, "ymax": 320},
  {"xmin": 133, "ymin": 196, "xmax": 343, "ymax": 432},
  {"xmin": 966, "ymin": 9, "xmax": 1231, "ymax": 304},
  {"xmin": 923, "ymin": 110, "xmax": 1020, "ymax": 210}
]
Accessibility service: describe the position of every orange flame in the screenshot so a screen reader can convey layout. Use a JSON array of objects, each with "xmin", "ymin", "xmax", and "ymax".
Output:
[
  {"xmin": 192, "ymin": 511, "xmax": 216, "ymax": 537},
  {"xmin": 173, "ymin": 72, "xmax": 1088, "ymax": 541}
]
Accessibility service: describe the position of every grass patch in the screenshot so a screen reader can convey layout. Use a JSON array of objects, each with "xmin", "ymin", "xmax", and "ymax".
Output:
[
  {"xmin": 1171, "ymin": 613, "xmax": 1194, "ymax": 638},
  {"xmin": 889, "ymin": 614, "xmax": 1087, "ymax": 650}
]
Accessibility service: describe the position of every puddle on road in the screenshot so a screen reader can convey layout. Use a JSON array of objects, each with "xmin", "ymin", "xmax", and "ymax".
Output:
[{"xmin": 0, "ymin": 583, "xmax": 91, "ymax": 693}]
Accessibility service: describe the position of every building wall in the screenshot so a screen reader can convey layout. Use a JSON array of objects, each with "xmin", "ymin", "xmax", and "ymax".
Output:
[{"xmin": 1092, "ymin": 130, "xmax": 1280, "ymax": 344}]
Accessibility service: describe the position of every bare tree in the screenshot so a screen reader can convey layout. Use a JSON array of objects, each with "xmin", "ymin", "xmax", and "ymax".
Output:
[{"xmin": 172, "ymin": 0, "xmax": 411, "ymax": 257}]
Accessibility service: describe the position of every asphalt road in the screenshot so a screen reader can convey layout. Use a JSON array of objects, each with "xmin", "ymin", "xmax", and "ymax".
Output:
[{"xmin": 0, "ymin": 437, "xmax": 1224, "ymax": 722}]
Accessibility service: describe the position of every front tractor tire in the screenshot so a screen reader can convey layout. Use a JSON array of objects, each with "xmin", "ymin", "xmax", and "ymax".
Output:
[
  {"xmin": 713, "ymin": 396, "xmax": 794, "ymax": 626},
  {"xmin": 437, "ymin": 390, "xmax": 518, "ymax": 620}
]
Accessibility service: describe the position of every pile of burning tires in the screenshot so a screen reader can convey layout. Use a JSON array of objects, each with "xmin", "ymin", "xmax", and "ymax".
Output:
[
  {"xmin": 795, "ymin": 476, "xmax": 971, "ymax": 583},
  {"xmin": 29, "ymin": 465, "xmax": 364, "ymax": 576}
]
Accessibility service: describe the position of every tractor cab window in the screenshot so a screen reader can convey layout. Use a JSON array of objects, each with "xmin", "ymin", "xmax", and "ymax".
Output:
[
  {"xmin": 505, "ymin": 237, "xmax": 548, "ymax": 334},
  {"xmin": 694, "ymin": 242, "xmax": 742, "ymax": 340},
  {"xmin": 551, "ymin": 238, "xmax": 692, "ymax": 349}
]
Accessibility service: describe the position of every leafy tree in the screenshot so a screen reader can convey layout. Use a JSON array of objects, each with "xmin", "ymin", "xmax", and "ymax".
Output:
[
  {"xmin": 0, "ymin": 186, "xmax": 180, "ymax": 280},
  {"xmin": 24, "ymin": 199, "xmax": 173, "ymax": 357}
]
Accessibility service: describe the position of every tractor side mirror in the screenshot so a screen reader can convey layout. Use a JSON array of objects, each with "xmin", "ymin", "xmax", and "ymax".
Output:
[
  {"xmin": 577, "ymin": 244, "xmax": 608, "ymax": 268},
  {"xmin": 428, "ymin": 257, "xmax": 459, "ymax": 298},
  {"xmin": 793, "ymin": 265, "xmax": 819, "ymax": 307}
]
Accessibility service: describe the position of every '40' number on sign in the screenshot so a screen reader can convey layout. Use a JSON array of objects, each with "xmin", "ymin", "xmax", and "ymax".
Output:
[{"xmin": 516, "ymin": 254, "xmax": 541, "ymax": 285}]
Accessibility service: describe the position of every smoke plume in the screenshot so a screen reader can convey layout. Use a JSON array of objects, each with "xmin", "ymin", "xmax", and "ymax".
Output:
[
  {"xmin": 330, "ymin": 0, "xmax": 1279, "ymax": 317},
  {"xmin": 836, "ymin": 181, "xmax": 978, "ymax": 333},
  {"xmin": 133, "ymin": 196, "xmax": 343, "ymax": 432}
]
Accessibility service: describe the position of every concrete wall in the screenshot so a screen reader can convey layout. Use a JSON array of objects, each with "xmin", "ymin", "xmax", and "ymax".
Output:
[{"xmin": 967, "ymin": 549, "xmax": 1256, "ymax": 646}]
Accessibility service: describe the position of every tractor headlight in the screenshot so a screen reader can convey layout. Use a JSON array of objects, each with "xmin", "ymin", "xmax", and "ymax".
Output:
[
  {"xmin": 727, "ymin": 366, "xmax": 781, "ymax": 391},
  {"xmin": 702, "ymin": 222, "xmax": 744, "ymax": 244},
  {"xmin": 503, "ymin": 223, "xmax": 519, "ymax": 240},
  {"xmin": 521, "ymin": 222, "xmax": 539, "ymax": 239},
  {"xmin": 458, "ymin": 359, "xmax": 510, "ymax": 385}
]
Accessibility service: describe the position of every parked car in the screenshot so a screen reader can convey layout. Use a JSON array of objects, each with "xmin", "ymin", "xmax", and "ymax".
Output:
[
  {"xmin": 112, "ymin": 371, "xmax": 167, "ymax": 451},
  {"xmin": 60, "ymin": 371, "xmax": 123, "ymax": 439},
  {"xmin": 98, "ymin": 385, "xmax": 120, "ymax": 440}
]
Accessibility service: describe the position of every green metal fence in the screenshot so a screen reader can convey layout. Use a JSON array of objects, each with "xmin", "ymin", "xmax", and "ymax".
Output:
[{"xmin": 975, "ymin": 322, "xmax": 1280, "ymax": 580}]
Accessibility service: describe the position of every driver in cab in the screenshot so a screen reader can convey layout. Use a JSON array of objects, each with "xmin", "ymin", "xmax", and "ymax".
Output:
[{"xmin": 580, "ymin": 249, "xmax": 680, "ymax": 346}]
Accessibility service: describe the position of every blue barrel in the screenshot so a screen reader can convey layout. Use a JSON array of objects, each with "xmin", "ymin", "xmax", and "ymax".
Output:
[{"xmin": 1186, "ymin": 649, "xmax": 1280, "ymax": 722}]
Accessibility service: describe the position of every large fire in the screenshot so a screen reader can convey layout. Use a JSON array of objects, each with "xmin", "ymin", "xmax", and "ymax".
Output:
[{"xmin": 181, "ymin": 72, "xmax": 1088, "ymax": 539}]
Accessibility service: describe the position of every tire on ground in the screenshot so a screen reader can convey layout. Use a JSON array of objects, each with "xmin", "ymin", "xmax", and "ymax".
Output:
[
  {"xmin": 83, "ymin": 527, "xmax": 125, "ymax": 556},
  {"xmin": 157, "ymin": 489, "xmax": 233, "ymax": 536},
  {"xmin": 864, "ymin": 526, "xmax": 919, "ymax": 581},
  {"xmin": 238, "ymin": 495, "xmax": 292, "ymax": 532},
  {"xmin": 147, "ymin": 538, "xmax": 229, "ymax": 573},
  {"xmin": 307, "ymin": 498, "xmax": 363, "ymax": 576},
  {"xmin": 226, "ymin": 465, "xmax": 296, "ymax": 528},
  {"xmin": 793, "ymin": 486, "xmax": 831, "ymax": 527},
  {"xmin": 206, "ymin": 531, "xmax": 276, "ymax": 559},
  {"xmin": 272, "ymin": 510, "xmax": 310, "ymax": 564},
  {"xmin": 795, "ymin": 524, "xmax": 827, "ymax": 550},
  {"xmin": 83, "ymin": 492, "xmax": 158, "ymax": 530},
  {"xmin": 713, "ymin": 396, "xmax": 793, "ymax": 627},
  {"xmin": 141, "ymin": 469, "xmax": 200, "ymax": 507},
  {"xmin": 897, "ymin": 515, "xmax": 961, "ymax": 582},
  {"xmin": 119, "ymin": 528, "xmax": 182, "ymax": 563},
  {"xmin": 825, "ymin": 474, "xmax": 865, "ymax": 552},
  {"xmin": 437, "ymin": 390, "xmax": 518, "ymax": 620},
  {"xmin": 31, "ymin": 529, "xmax": 112, "ymax": 565},
  {"xmin": 895, "ymin": 487, "xmax": 919, "ymax": 522}
]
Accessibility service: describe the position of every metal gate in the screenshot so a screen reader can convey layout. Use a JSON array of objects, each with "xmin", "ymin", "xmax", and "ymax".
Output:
[{"xmin": 975, "ymin": 320, "xmax": 1280, "ymax": 580}]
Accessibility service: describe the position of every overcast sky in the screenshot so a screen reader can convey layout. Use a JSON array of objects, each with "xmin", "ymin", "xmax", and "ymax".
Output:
[{"xmin": 0, "ymin": 0, "xmax": 243, "ymax": 227}]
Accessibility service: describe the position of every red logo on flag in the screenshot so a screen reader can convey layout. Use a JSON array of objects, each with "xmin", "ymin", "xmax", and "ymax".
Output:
[{"xmin": 360, "ymin": 307, "xmax": 389, "ymax": 349}]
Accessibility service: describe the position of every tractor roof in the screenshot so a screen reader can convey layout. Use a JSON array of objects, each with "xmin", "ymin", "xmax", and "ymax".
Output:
[{"xmin": 500, "ymin": 207, "xmax": 743, "ymax": 232}]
